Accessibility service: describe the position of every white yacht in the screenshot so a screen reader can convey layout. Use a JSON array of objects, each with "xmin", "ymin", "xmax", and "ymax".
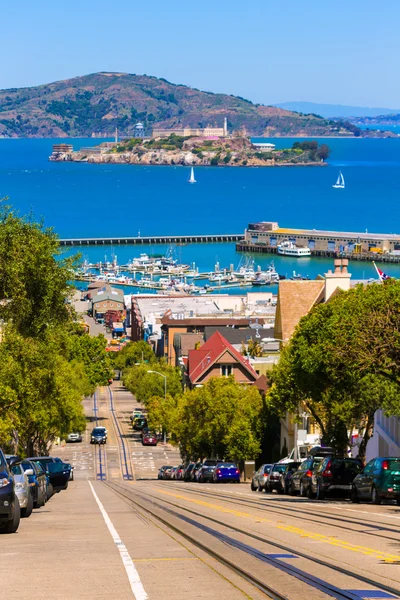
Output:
[
  {"xmin": 333, "ymin": 171, "xmax": 345, "ymax": 189},
  {"xmin": 277, "ymin": 241, "xmax": 311, "ymax": 257},
  {"xmin": 188, "ymin": 167, "xmax": 196, "ymax": 183}
]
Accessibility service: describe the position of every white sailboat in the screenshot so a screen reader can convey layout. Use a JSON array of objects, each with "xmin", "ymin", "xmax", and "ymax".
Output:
[
  {"xmin": 332, "ymin": 171, "xmax": 345, "ymax": 189},
  {"xmin": 188, "ymin": 167, "xmax": 196, "ymax": 184}
]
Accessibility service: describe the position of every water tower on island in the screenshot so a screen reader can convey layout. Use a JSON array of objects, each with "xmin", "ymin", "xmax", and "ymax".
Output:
[{"xmin": 134, "ymin": 122, "xmax": 145, "ymax": 138}]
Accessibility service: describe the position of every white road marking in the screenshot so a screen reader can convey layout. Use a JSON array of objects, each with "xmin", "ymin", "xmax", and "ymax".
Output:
[{"xmin": 89, "ymin": 482, "xmax": 148, "ymax": 600}]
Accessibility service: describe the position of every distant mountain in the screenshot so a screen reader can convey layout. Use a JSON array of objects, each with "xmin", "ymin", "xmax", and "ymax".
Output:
[
  {"xmin": 275, "ymin": 101, "xmax": 400, "ymax": 119},
  {"xmin": 0, "ymin": 72, "xmax": 363, "ymax": 138}
]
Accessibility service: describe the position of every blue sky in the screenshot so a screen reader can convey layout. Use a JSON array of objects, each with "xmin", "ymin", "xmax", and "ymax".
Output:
[{"xmin": 1, "ymin": 0, "xmax": 398, "ymax": 107}]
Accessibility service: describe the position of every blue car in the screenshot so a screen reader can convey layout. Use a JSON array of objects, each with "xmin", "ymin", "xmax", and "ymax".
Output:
[{"xmin": 213, "ymin": 462, "xmax": 240, "ymax": 483}]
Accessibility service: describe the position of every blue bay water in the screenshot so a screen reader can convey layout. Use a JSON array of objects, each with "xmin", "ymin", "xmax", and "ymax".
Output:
[{"xmin": 1, "ymin": 136, "xmax": 400, "ymax": 289}]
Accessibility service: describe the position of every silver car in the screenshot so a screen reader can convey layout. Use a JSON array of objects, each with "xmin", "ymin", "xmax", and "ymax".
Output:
[
  {"xmin": 6, "ymin": 457, "xmax": 33, "ymax": 518},
  {"xmin": 251, "ymin": 464, "xmax": 273, "ymax": 492},
  {"xmin": 67, "ymin": 433, "xmax": 82, "ymax": 443}
]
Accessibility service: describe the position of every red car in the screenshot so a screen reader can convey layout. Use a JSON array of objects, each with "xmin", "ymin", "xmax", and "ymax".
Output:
[{"xmin": 142, "ymin": 433, "xmax": 158, "ymax": 446}]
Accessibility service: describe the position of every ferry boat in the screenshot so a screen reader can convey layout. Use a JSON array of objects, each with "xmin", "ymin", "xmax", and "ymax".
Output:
[{"xmin": 277, "ymin": 241, "xmax": 311, "ymax": 257}]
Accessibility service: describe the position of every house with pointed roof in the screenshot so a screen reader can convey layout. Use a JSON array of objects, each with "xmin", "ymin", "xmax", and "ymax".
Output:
[{"xmin": 185, "ymin": 331, "xmax": 259, "ymax": 389}]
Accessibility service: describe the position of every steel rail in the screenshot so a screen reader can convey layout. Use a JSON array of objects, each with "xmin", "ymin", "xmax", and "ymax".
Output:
[
  {"xmin": 107, "ymin": 386, "xmax": 133, "ymax": 481},
  {"xmin": 160, "ymin": 482, "xmax": 400, "ymax": 541},
  {"xmin": 117, "ymin": 482, "xmax": 400, "ymax": 599},
  {"xmin": 103, "ymin": 481, "xmax": 394, "ymax": 600}
]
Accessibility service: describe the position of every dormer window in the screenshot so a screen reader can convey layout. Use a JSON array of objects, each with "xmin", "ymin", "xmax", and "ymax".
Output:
[{"xmin": 221, "ymin": 365, "xmax": 232, "ymax": 377}]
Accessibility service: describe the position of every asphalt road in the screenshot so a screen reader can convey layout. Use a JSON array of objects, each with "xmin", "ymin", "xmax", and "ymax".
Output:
[{"xmin": 3, "ymin": 384, "xmax": 400, "ymax": 599}]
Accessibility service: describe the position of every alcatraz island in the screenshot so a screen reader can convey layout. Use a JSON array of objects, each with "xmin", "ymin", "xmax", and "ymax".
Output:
[{"xmin": 50, "ymin": 120, "xmax": 330, "ymax": 167}]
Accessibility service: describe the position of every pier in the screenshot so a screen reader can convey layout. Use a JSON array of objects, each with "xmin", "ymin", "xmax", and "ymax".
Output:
[
  {"xmin": 241, "ymin": 221, "xmax": 400, "ymax": 263},
  {"xmin": 237, "ymin": 242, "xmax": 400, "ymax": 263},
  {"xmin": 59, "ymin": 233, "xmax": 244, "ymax": 246}
]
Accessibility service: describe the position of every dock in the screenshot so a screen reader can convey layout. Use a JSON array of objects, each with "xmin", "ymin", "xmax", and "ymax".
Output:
[
  {"xmin": 241, "ymin": 221, "xmax": 400, "ymax": 263},
  {"xmin": 60, "ymin": 233, "xmax": 244, "ymax": 246},
  {"xmin": 236, "ymin": 243, "xmax": 400, "ymax": 263}
]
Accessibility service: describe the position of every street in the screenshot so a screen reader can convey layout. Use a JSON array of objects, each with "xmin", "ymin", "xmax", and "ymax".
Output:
[{"xmin": 2, "ymin": 383, "xmax": 400, "ymax": 600}]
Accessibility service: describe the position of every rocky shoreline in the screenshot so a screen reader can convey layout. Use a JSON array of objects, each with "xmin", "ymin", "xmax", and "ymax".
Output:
[{"xmin": 51, "ymin": 136, "xmax": 330, "ymax": 168}]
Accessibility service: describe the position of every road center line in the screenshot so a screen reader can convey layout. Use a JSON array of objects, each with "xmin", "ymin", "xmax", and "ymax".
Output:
[
  {"xmin": 155, "ymin": 488, "xmax": 400, "ymax": 562},
  {"xmin": 89, "ymin": 482, "xmax": 148, "ymax": 600}
]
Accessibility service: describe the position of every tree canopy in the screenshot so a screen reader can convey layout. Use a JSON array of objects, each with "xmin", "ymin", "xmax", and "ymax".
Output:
[
  {"xmin": 267, "ymin": 280, "xmax": 400, "ymax": 460},
  {"xmin": 172, "ymin": 377, "xmax": 264, "ymax": 462},
  {"xmin": 0, "ymin": 203, "xmax": 112, "ymax": 455}
]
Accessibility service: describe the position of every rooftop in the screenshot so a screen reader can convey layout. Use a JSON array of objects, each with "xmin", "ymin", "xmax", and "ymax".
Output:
[
  {"xmin": 187, "ymin": 331, "xmax": 258, "ymax": 384},
  {"xmin": 247, "ymin": 221, "xmax": 400, "ymax": 242}
]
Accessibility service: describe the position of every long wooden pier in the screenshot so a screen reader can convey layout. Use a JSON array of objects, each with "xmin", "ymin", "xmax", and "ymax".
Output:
[{"xmin": 60, "ymin": 233, "xmax": 244, "ymax": 246}]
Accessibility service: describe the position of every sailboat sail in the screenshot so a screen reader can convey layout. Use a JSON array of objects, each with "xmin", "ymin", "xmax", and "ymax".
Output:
[
  {"xmin": 333, "ymin": 170, "xmax": 345, "ymax": 189},
  {"xmin": 188, "ymin": 167, "xmax": 196, "ymax": 183}
]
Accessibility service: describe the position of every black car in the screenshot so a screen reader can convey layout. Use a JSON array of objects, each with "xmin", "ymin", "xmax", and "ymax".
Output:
[
  {"xmin": 267, "ymin": 462, "xmax": 301, "ymax": 494},
  {"xmin": 90, "ymin": 428, "xmax": 107, "ymax": 444},
  {"xmin": 133, "ymin": 417, "xmax": 147, "ymax": 431},
  {"xmin": 311, "ymin": 457, "xmax": 363, "ymax": 499},
  {"xmin": 282, "ymin": 462, "xmax": 302, "ymax": 494},
  {"xmin": 183, "ymin": 463, "xmax": 195, "ymax": 481},
  {"xmin": 289, "ymin": 457, "xmax": 325, "ymax": 497},
  {"xmin": 29, "ymin": 456, "xmax": 70, "ymax": 493},
  {"xmin": 197, "ymin": 460, "xmax": 219, "ymax": 483},
  {"xmin": 21, "ymin": 460, "xmax": 47, "ymax": 508},
  {"xmin": 191, "ymin": 462, "xmax": 202, "ymax": 481},
  {"xmin": 0, "ymin": 449, "xmax": 20, "ymax": 534}
]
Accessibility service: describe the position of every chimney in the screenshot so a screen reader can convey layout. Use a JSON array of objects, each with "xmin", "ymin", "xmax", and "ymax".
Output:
[{"xmin": 324, "ymin": 258, "xmax": 351, "ymax": 301}]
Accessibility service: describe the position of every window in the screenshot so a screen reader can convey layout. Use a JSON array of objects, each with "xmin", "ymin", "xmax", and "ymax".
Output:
[{"xmin": 221, "ymin": 365, "xmax": 232, "ymax": 376}]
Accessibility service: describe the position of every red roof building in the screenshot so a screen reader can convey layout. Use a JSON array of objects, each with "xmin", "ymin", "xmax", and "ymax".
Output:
[{"xmin": 186, "ymin": 331, "xmax": 258, "ymax": 388}]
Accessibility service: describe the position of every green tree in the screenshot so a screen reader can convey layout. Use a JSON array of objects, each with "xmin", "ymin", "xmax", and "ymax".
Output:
[
  {"xmin": 316, "ymin": 144, "xmax": 331, "ymax": 161},
  {"xmin": 124, "ymin": 363, "xmax": 182, "ymax": 404},
  {"xmin": 114, "ymin": 340, "xmax": 156, "ymax": 372},
  {"xmin": 0, "ymin": 201, "xmax": 76, "ymax": 338},
  {"xmin": 268, "ymin": 280, "xmax": 400, "ymax": 461},
  {"xmin": 173, "ymin": 377, "xmax": 264, "ymax": 462}
]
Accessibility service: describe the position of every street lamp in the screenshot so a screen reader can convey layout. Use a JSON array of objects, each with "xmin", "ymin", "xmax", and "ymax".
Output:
[{"xmin": 147, "ymin": 370, "xmax": 167, "ymax": 443}]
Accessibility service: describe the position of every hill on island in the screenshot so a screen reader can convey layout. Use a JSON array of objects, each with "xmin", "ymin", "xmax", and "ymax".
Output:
[{"xmin": 0, "ymin": 72, "xmax": 366, "ymax": 138}]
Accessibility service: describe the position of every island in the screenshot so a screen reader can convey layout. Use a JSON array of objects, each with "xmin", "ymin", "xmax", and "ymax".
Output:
[{"xmin": 50, "ymin": 137, "xmax": 330, "ymax": 167}]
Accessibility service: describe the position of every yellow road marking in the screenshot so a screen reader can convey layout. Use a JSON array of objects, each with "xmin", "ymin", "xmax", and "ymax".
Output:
[{"xmin": 156, "ymin": 489, "xmax": 400, "ymax": 562}]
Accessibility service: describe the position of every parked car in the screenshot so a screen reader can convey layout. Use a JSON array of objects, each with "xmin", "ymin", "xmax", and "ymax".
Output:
[
  {"xmin": 158, "ymin": 465, "xmax": 171, "ymax": 480},
  {"xmin": 6, "ymin": 456, "xmax": 33, "ymax": 518},
  {"xmin": 162, "ymin": 466, "xmax": 174, "ymax": 480},
  {"xmin": 213, "ymin": 462, "xmax": 240, "ymax": 483},
  {"xmin": 251, "ymin": 464, "xmax": 273, "ymax": 492},
  {"xmin": 0, "ymin": 449, "xmax": 20, "ymax": 533},
  {"xmin": 311, "ymin": 457, "xmax": 362, "ymax": 499},
  {"xmin": 21, "ymin": 460, "xmax": 47, "ymax": 508},
  {"xmin": 266, "ymin": 463, "xmax": 292, "ymax": 494},
  {"xmin": 183, "ymin": 463, "xmax": 195, "ymax": 481},
  {"xmin": 142, "ymin": 433, "xmax": 158, "ymax": 446},
  {"xmin": 197, "ymin": 460, "xmax": 219, "ymax": 483},
  {"xmin": 67, "ymin": 433, "xmax": 82, "ymax": 443},
  {"xmin": 133, "ymin": 417, "xmax": 147, "ymax": 431},
  {"xmin": 90, "ymin": 428, "xmax": 107, "ymax": 444},
  {"xmin": 282, "ymin": 462, "xmax": 302, "ymax": 494},
  {"xmin": 289, "ymin": 457, "xmax": 325, "ymax": 497},
  {"xmin": 191, "ymin": 462, "xmax": 203, "ymax": 482},
  {"xmin": 29, "ymin": 457, "xmax": 70, "ymax": 493},
  {"xmin": 175, "ymin": 465, "xmax": 185, "ymax": 480},
  {"xmin": 130, "ymin": 408, "xmax": 145, "ymax": 423},
  {"xmin": 351, "ymin": 457, "xmax": 400, "ymax": 505}
]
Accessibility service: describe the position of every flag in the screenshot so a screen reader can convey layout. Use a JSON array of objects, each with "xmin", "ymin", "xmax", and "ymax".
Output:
[
  {"xmin": 377, "ymin": 268, "xmax": 391, "ymax": 281},
  {"xmin": 373, "ymin": 262, "xmax": 391, "ymax": 281}
]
